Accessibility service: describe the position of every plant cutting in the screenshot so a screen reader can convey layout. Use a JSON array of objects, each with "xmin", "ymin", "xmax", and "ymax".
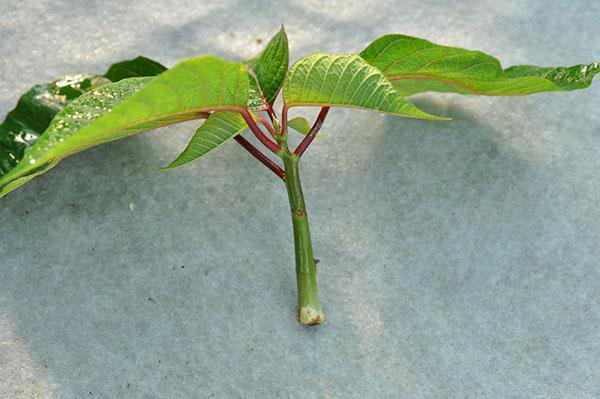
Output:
[{"xmin": 1, "ymin": 27, "xmax": 598, "ymax": 325}]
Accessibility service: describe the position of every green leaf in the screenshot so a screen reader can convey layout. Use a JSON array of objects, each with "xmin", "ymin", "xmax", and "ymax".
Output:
[
  {"xmin": 288, "ymin": 116, "xmax": 325, "ymax": 138},
  {"xmin": 360, "ymin": 34, "xmax": 600, "ymax": 96},
  {"xmin": 288, "ymin": 117, "xmax": 311, "ymax": 134},
  {"xmin": 246, "ymin": 26, "xmax": 289, "ymax": 109},
  {"xmin": 0, "ymin": 56, "xmax": 167, "ymax": 178},
  {"xmin": 0, "ymin": 56, "xmax": 249, "ymax": 198},
  {"xmin": 282, "ymin": 53, "xmax": 446, "ymax": 120},
  {"xmin": 104, "ymin": 56, "xmax": 167, "ymax": 82},
  {"xmin": 159, "ymin": 111, "xmax": 247, "ymax": 171}
]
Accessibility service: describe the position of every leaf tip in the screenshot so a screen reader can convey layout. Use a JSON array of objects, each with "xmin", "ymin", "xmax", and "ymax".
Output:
[{"xmin": 154, "ymin": 165, "xmax": 175, "ymax": 173}]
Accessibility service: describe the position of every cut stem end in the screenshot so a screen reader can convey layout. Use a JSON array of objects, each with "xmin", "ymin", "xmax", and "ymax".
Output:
[{"xmin": 298, "ymin": 305, "xmax": 325, "ymax": 325}]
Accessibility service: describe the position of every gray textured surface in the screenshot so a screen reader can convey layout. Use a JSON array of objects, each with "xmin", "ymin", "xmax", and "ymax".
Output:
[{"xmin": 1, "ymin": 0, "xmax": 599, "ymax": 398}]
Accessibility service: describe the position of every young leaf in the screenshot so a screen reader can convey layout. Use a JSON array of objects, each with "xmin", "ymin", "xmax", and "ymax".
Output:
[
  {"xmin": 0, "ymin": 56, "xmax": 249, "ymax": 198},
  {"xmin": 246, "ymin": 26, "xmax": 289, "ymax": 109},
  {"xmin": 159, "ymin": 111, "xmax": 247, "ymax": 171},
  {"xmin": 288, "ymin": 117, "xmax": 324, "ymax": 138},
  {"xmin": 360, "ymin": 34, "xmax": 600, "ymax": 96},
  {"xmin": 0, "ymin": 56, "xmax": 167, "ymax": 178},
  {"xmin": 282, "ymin": 53, "xmax": 446, "ymax": 120},
  {"xmin": 288, "ymin": 117, "xmax": 311, "ymax": 135}
]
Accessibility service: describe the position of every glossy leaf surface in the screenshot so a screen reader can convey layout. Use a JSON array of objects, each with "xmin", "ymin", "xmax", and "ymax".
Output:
[
  {"xmin": 360, "ymin": 34, "xmax": 600, "ymax": 96},
  {"xmin": 160, "ymin": 111, "xmax": 247, "ymax": 171},
  {"xmin": 0, "ymin": 75, "xmax": 110, "ymax": 176},
  {"xmin": 0, "ymin": 56, "xmax": 167, "ymax": 178},
  {"xmin": 0, "ymin": 78, "xmax": 150, "ymax": 197},
  {"xmin": 283, "ymin": 53, "xmax": 445, "ymax": 120},
  {"xmin": 0, "ymin": 56, "xmax": 249, "ymax": 197}
]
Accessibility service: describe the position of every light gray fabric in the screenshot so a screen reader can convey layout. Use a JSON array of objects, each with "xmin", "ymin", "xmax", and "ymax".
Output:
[{"xmin": 1, "ymin": 1, "xmax": 599, "ymax": 397}]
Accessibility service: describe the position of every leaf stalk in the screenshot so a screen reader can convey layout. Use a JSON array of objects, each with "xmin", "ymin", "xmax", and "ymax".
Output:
[
  {"xmin": 239, "ymin": 109, "xmax": 281, "ymax": 154},
  {"xmin": 294, "ymin": 107, "xmax": 330, "ymax": 157},
  {"xmin": 234, "ymin": 135, "xmax": 284, "ymax": 179}
]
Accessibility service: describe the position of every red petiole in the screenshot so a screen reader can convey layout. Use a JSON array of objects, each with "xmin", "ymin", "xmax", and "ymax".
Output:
[
  {"xmin": 294, "ymin": 107, "xmax": 330, "ymax": 157},
  {"xmin": 234, "ymin": 135, "xmax": 285, "ymax": 179},
  {"xmin": 238, "ymin": 108, "xmax": 281, "ymax": 154}
]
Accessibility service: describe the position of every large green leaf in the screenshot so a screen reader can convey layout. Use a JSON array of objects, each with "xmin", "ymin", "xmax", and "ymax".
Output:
[
  {"xmin": 246, "ymin": 26, "xmax": 289, "ymax": 110},
  {"xmin": 360, "ymin": 34, "xmax": 600, "ymax": 96},
  {"xmin": 0, "ymin": 56, "xmax": 167, "ymax": 178},
  {"xmin": 282, "ymin": 53, "xmax": 445, "ymax": 120},
  {"xmin": 159, "ymin": 111, "xmax": 247, "ymax": 171},
  {"xmin": 0, "ymin": 56, "xmax": 249, "ymax": 198}
]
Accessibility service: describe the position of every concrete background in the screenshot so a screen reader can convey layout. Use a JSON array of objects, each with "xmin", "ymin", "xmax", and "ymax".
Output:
[{"xmin": 1, "ymin": 0, "xmax": 599, "ymax": 397}]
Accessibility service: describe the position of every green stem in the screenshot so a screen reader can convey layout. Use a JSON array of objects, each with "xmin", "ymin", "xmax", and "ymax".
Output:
[{"xmin": 281, "ymin": 152, "xmax": 324, "ymax": 325}]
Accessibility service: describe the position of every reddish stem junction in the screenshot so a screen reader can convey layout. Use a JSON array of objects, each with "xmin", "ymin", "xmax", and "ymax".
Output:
[{"xmin": 229, "ymin": 105, "xmax": 330, "ymax": 180}]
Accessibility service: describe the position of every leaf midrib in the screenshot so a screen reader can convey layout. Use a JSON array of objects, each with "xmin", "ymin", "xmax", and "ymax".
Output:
[
  {"xmin": 50, "ymin": 106, "xmax": 242, "ymax": 156},
  {"xmin": 388, "ymin": 74, "xmax": 561, "ymax": 95}
]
